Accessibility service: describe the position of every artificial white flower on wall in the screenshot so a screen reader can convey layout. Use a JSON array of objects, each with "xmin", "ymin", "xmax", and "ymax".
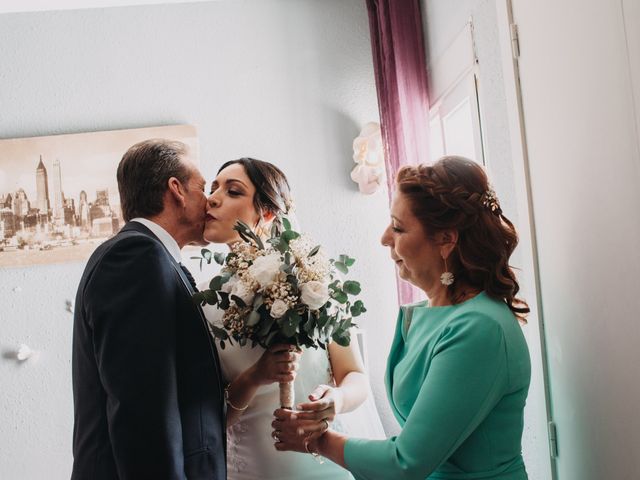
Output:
[{"xmin": 350, "ymin": 122, "xmax": 386, "ymax": 195}]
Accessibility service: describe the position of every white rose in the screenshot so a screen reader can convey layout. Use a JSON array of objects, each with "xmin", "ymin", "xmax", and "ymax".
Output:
[
  {"xmin": 270, "ymin": 299, "xmax": 289, "ymax": 318},
  {"xmin": 300, "ymin": 281, "xmax": 330, "ymax": 310},
  {"xmin": 248, "ymin": 253, "xmax": 282, "ymax": 288},
  {"xmin": 231, "ymin": 281, "xmax": 255, "ymax": 306}
]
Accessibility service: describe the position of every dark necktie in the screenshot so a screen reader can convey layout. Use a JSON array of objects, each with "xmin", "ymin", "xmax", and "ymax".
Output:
[{"xmin": 179, "ymin": 263, "xmax": 198, "ymax": 291}]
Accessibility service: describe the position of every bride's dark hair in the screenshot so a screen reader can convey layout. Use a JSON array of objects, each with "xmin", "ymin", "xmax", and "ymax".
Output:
[{"xmin": 217, "ymin": 158, "xmax": 293, "ymax": 229}]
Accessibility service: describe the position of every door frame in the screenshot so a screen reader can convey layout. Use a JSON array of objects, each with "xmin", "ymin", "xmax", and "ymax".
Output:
[{"xmin": 493, "ymin": 1, "xmax": 556, "ymax": 478}]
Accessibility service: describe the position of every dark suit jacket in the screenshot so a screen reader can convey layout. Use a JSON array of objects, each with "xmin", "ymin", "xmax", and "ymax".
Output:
[{"xmin": 71, "ymin": 221, "xmax": 226, "ymax": 480}]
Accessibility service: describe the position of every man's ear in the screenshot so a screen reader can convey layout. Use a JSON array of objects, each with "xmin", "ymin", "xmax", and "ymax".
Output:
[
  {"xmin": 167, "ymin": 177, "xmax": 187, "ymax": 208},
  {"xmin": 436, "ymin": 230, "xmax": 459, "ymax": 260}
]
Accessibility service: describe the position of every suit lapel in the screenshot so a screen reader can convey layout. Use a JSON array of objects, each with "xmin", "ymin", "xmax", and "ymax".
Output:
[
  {"xmin": 120, "ymin": 222, "xmax": 195, "ymax": 296},
  {"xmin": 119, "ymin": 222, "xmax": 224, "ymax": 399}
]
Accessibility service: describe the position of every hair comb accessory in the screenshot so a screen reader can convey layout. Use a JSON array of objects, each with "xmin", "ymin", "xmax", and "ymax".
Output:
[{"xmin": 481, "ymin": 187, "xmax": 501, "ymax": 214}]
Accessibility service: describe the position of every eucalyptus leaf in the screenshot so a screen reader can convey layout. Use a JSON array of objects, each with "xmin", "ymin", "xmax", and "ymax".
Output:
[
  {"xmin": 342, "ymin": 280, "xmax": 361, "ymax": 295},
  {"xmin": 209, "ymin": 324, "xmax": 229, "ymax": 340},
  {"xmin": 235, "ymin": 220, "xmax": 265, "ymax": 250},
  {"xmin": 253, "ymin": 294, "xmax": 264, "ymax": 310},
  {"xmin": 265, "ymin": 331, "xmax": 278, "ymax": 347},
  {"xmin": 213, "ymin": 252, "xmax": 226, "ymax": 265},
  {"xmin": 282, "ymin": 319, "xmax": 297, "ymax": 338},
  {"xmin": 246, "ymin": 310, "xmax": 261, "ymax": 327},
  {"xmin": 317, "ymin": 312, "xmax": 330, "ymax": 328},
  {"xmin": 209, "ymin": 275, "xmax": 226, "ymax": 292},
  {"xmin": 192, "ymin": 292, "xmax": 205, "ymax": 305},
  {"xmin": 286, "ymin": 274, "xmax": 299, "ymax": 289},
  {"xmin": 279, "ymin": 263, "xmax": 292, "ymax": 274},
  {"xmin": 201, "ymin": 249, "xmax": 213, "ymax": 264},
  {"xmin": 257, "ymin": 315, "xmax": 275, "ymax": 336},
  {"xmin": 281, "ymin": 230, "xmax": 300, "ymax": 242},
  {"xmin": 282, "ymin": 217, "xmax": 292, "ymax": 231},
  {"xmin": 353, "ymin": 300, "xmax": 365, "ymax": 309},
  {"xmin": 303, "ymin": 312, "xmax": 315, "ymax": 334},
  {"xmin": 334, "ymin": 261, "xmax": 348, "ymax": 274},
  {"xmin": 332, "ymin": 331, "xmax": 351, "ymax": 347},
  {"xmin": 272, "ymin": 239, "xmax": 287, "ymax": 254},
  {"xmin": 225, "ymin": 253, "xmax": 237, "ymax": 265},
  {"xmin": 339, "ymin": 254, "xmax": 356, "ymax": 267},
  {"xmin": 218, "ymin": 291, "xmax": 231, "ymax": 310},
  {"xmin": 350, "ymin": 300, "xmax": 366, "ymax": 316},
  {"xmin": 203, "ymin": 290, "xmax": 219, "ymax": 305},
  {"xmin": 282, "ymin": 310, "xmax": 302, "ymax": 338},
  {"xmin": 237, "ymin": 228, "xmax": 253, "ymax": 244},
  {"xmin": 308, "ymin": 245, "xmax": 321, "ymax": 257},
  {"xmin": 332, "ymin": 290, "xmax": 348, "ymax": 304},
  {"xmin": 231, "ymin": 295, "xmax": 246, "ymax": 308}
]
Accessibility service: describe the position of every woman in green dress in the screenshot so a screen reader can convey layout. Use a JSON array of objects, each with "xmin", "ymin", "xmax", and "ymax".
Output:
[{"xmin": 273, "ymin": 156, "xmax": 532, "ymax": 479}]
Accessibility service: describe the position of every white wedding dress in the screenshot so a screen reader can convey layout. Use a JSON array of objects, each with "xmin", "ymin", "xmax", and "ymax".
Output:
[{"xmin": 201, "ymin": 301, "xmax": 386, "ymax": 480}]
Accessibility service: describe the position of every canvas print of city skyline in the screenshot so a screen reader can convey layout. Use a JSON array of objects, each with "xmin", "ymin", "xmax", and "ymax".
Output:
[{"xmin": 0, "ymin": 125, "xmax": 197, "ymax": 268}]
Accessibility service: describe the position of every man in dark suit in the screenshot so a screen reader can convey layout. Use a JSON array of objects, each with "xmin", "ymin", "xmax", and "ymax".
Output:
[{"xmin": 72, "ymin": 139, "xmax": 226, "ymax": 479}]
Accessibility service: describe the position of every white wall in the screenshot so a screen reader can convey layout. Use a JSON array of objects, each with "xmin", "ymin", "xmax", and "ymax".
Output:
[
  {"xmin": 0, "ymin": 2, "xmax": 399, "ymax": 478},
  {"xmin": 511, "ymin": 0, "xmax": 640, "ymax": 479},
  {"xmin": 421, "ymin": 2, "xmax": 553, "ymax": 479}
]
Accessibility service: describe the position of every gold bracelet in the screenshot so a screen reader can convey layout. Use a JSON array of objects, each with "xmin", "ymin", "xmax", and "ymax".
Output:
[{"xmin": 224, "ymin": 383, "xmax": 249, "ymax": 411}]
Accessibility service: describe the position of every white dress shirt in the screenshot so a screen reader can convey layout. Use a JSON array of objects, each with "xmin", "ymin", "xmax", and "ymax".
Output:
[{"xmin": 130, "ymin": 217, "xmax": 182, "ymax": 263}]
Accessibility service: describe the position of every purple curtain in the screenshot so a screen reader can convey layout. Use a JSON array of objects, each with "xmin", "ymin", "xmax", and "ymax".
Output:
[{"xmin": 366, "ymin": 0, "xmax": 430, "ymax": 305}]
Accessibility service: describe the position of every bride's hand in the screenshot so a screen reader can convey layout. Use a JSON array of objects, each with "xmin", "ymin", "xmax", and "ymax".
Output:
[
  {"xmin": 300, "ymin": 384, "xmax": 343, "ymax": 421},
  {"xmin": 276, "ymin": 384, "xmax": 342, "ymax": 437},
  {"xmin": 248, "ymin": 344, "xmax": 301, "ymax": 386}
]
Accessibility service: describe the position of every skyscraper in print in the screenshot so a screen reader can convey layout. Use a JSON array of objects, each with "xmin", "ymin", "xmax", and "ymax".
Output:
[{"xmin": 35, "ymin": 155, "xmax": 50, "ymax": 214}]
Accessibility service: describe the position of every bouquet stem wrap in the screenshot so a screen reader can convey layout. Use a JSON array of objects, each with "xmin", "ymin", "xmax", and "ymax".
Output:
[{"xmin": 279, "ymin": 380, "xmax": 295, "ymax": 410}]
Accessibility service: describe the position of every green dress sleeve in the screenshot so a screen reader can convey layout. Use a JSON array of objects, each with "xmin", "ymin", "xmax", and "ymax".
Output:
[{"xmin": 344, "ymin": 312, "xmax": 509, "ymax": 479}]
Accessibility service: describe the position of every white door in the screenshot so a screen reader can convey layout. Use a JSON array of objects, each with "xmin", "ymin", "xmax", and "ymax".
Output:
[{"xmin": 509, "ymin": 0, "xmax": 640, "ymax": 478}]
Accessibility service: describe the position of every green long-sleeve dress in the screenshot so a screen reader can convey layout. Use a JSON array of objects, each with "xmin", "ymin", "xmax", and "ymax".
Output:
[{"xmin": 344, "ymin": 291, "xmax": 531, "ymax": 480}]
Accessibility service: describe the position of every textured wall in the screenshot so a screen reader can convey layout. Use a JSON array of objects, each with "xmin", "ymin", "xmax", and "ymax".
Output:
[{"xmin": 0, "ymin": 2, "xmax": 399, "ymax": 478}]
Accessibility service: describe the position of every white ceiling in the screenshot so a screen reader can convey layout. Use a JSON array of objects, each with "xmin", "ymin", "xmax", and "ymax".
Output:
[{"xmin": 0, "ymin": 0, "xmax": 219, "ymax": 14}]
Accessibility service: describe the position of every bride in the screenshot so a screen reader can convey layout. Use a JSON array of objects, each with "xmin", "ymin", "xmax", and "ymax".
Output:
[{"xmin": 199, "ymin": 157, "xmax": 385, "ymax": 480}]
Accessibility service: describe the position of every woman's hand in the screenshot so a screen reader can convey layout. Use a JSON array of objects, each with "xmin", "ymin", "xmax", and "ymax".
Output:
[
  {"xmin": 247, "ymin": 344, "xmax": 301, "ymax": 386},
  {"xmin": 294, "ymin": 384, "xmax": 344, "ymax": 430},
  {"xmin": 270, "ymin": 384, "xmax": 341, "ymax": 442},
  {"xmin": 271, "ymin": 408, "xmax": 329, "ymax": 453}
]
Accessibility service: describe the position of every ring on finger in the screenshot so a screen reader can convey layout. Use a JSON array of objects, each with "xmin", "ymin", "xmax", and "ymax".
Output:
[
  {"xmin": 272, "ymin": 430, "xmax": 281, "ymax": 442},
  {"xmin": 322, "ymin": 419, "xmax": 329, "ymax": 431}
]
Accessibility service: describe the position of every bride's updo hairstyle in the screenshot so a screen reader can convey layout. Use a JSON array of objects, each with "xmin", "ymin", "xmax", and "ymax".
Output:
[
  {"xmin": 396, "ymin": 156, "xmax": 529, "ymax": 322},
  {"xmin": 217, "ymin": 157, "xmax": 293, "ymax": 231}
]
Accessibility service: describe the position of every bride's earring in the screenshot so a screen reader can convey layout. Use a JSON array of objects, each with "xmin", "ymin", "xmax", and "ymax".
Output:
[
  {"xmin": 254, "ymin": 213, "xmax": 268, "ymax": 239},
  {"xmin": 440, "ymin": 256, "xmax": 454, "ymax": 286}
]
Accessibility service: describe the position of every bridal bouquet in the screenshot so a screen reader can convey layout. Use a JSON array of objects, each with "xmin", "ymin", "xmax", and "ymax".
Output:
[{"xmin": 193, "ymin": 218, "xmax": 366, "ymax": 408}]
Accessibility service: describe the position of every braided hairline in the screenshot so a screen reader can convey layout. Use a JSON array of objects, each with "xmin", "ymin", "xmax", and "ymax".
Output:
[{"xmin": 398, "ymin": 164, "xmax": 497, "ymax": 216}]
